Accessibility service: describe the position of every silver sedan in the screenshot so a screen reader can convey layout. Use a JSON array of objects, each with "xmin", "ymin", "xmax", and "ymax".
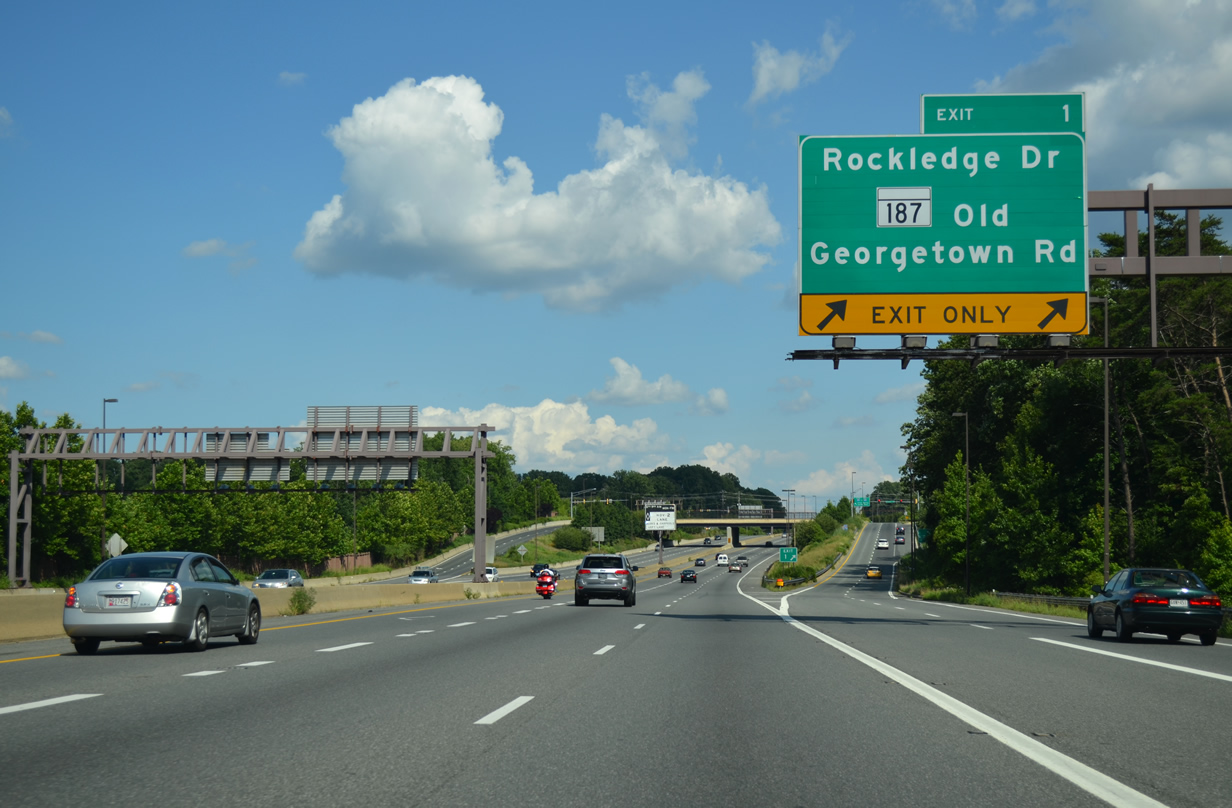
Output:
[{"xmin": 63, "ymin": 552, "xmax": 260, "ymax": 655}]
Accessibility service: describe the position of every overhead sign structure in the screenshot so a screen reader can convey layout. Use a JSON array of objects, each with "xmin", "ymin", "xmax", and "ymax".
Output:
[
  {"xmin": 644, "ymin": 505, "xmax": 677, "ymax": 532},
  {"xmin": 922, "ymin": 93, "xmax": 1085, "ymax": 137},
  {"xmin": 799, "ymin": 131, "xmax": 1087, "ymax": 335}
]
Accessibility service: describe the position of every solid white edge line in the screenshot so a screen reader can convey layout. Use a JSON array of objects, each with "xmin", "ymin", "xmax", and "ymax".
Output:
[
  {"xmin": 594, "ymin": 645, "xmax": 615, "ymax": 655},
  {"xmin": 933, "ymin": 601, "xmax": 1079, "ymax": 625},
  {"xmin": 970, "ymin": 624, "xmax": 993, "ymax": 630},
  {"xmin": 0, "ymin": 694, "xmax": 102, "ymax": 715},
  {"xmin": 447, "ymin": 622, "xmax": 476, "ymax": 627},
  {"xmin": 1031, "ymin": 638, "xmax": 1232, "ymax": 683},
  {"xmin": 475, "ymin": 696, "xmax": 534, "ymax": 725},
  {"xmin": 315, "ymin": 642, "xmax": 374, "ymax": 653},
  {"xmin": 737, "ymin": 581, "xmax": 1167, "ymax": 807}
]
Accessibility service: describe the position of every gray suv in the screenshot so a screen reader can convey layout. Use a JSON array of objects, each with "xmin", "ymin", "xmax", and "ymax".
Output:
[{"xmin": 574, "ymin": 554, "xmax": 638, "ymax": 607}]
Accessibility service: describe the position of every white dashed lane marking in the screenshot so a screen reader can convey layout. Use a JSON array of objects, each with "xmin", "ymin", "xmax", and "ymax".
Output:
[
  {"xmin": 0, "ymin": 694, "xmax": 102, "ymax": 715},
  {"xmin": 594, "ymin": 645, "xmax": 615, "ymax": 655},
  {"xmin": 634, "ymin": 624, "xmax": 645, "ymax": 630},
  {"xmin": 183, "ymin": 671, "xmax": 225, "ymax": 677},
  {"xmin": 970, "ymin": 625, "xmax": 993, "ymax": 630},
  {"xmin": 475, "ymin": 696, "xmax": 534, "ymax": 725},
  {"xmin": 448, "ymin": 622, "xmax": 476, "ymax": 628},
  {"xmin": 235, "ymin": 661, "xmax": 274, "ymax": 667},
  {"xmin": 316, "ymin": 642, "xmax": 374, "ymax": 652}
]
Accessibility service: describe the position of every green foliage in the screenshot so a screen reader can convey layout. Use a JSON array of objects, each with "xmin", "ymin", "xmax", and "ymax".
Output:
[
  {"xmin": 793, "ymin": 520, "xmax": 824, "ymax": 548},
  {"xmin": 550, "ymin": 526, "xmax": 592, "ymax": 552},
  {"xmin": 814, "ymin": 512, "xmax": 840, "ymax": 535},
  {"xmin": 285, "ymin": 587, "xmax": 316, "ymax": 615}
]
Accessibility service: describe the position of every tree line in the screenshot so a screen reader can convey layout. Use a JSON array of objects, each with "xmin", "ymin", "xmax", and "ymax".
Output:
[
  {"xmin": 903, "ymin": 212, "xmax": 1232, "ymax": 599},
  {"xmin": 1, "ymin": 406, "xmax": 783, "ymax": 584}
]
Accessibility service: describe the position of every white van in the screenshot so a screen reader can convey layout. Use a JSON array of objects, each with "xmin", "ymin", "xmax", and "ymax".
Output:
[{"xmin": 716, "ymin": 553, "xmax": 729, "ymax": 566}]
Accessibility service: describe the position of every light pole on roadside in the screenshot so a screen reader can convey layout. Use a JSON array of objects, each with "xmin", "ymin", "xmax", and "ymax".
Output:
[
  {"xmin": 952, "ymin": 411, "xmax": 970, "ymax": 596},
  {"xmin": 850, "ymin": 471, "xmax": 856, "ymax": 518},
  {"xmin": 782, "ymin": 489, "xmax": 795, "ymax": 547},
  {"xmin": 101, "ymin": 398, "xmax": 118, "ymax": 560},
  {"xmin": 1090, "ymin": 296, "xmax": 1111, "ymax": 581},
  {"xmin": 901, "ymin": 444, "xmax": 915, "ymax": 580}
]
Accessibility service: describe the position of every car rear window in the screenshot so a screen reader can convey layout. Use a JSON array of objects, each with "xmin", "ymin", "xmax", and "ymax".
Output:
[
  {"xmin": 1133, "ymin": 570, "xmax": 1205, "ymax": 589},
  {"xmin": 91, "ymin": 557, "xmax": 182, "ymax": 580},
  {"xmin": 584, "ymin": 557, "xmax": 623, "ymax": 569}
]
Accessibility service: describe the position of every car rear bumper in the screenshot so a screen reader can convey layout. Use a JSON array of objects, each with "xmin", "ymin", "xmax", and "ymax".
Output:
[
  {"xmin": 1123, "ymin": 607, "xmax": 1223, "ymax": 633},
  {"xmin": 63, "ymin": 606, "xmax": 192, "ymax": 641}
]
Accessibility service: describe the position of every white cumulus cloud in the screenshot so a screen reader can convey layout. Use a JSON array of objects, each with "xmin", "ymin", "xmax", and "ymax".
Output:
[
  {"xmin": 976, "ymin": 0, "xmax": 1232, "ymax": 190},
  {"xmin": 0, "ymin": 107, "xmax": 13, "ymax": 137},
  {"xmin": 747, "ymin": 25, "xmax": 851, "ymax": 107},
  {"xmin": 279, "ymin": 71, "xmax": 307, "ymax": 86},
  {"xmin": 699, "ymin": 442, "xmax": 760, "ymax": 477},
  {"xmin": 421, "ymin": 399, "xmax": 667, "ymax": 473},
  {"xmin": 875, "ymin": 383, "xmax": 926, "ymax": 404},
  {"xmin": 792, "ymin": 450, "xmax": 892, "ymax": 502},
  {"xmin": 934, "ymin": 0, "xmax": 977, "ymax": 30},
  {"xmin": 996, "ymin": 0, "xmax": 1037, "ymax": 24},
  {"xmin": 294, "ymin": 74, "xmax": 781, "ymax": 311},
  {"xmin": 589, "ymin": 358, "xmax": 692, "ymax": 405},
  {"xmin": 0, "ymin": 356, "xmax": 29, "ymax": 379},
  {"xmin": 1, "ymin": 330, "xmax": 62, "ymax": 344},
  {"xmin": 691, "ymin": 388, "xmax": 729, "ymax": 416},
  {"xmin": 183, "ymin": 239, "xmax": 256, "ymax": 272}
]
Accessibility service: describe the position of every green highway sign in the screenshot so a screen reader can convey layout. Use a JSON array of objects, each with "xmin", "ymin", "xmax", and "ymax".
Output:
[
  {"xmin": 922, "ymin": 93, "xmax": 1085, "ymax": 137},
  {"xmin": 780, "ymin": 547, "xmax": 798, "ymax": 563},
  {"xmin": 853, "ymin": 496, "xmax": 870, "ymax": 507},
  {"xmin": 799, "ymin": 132, "xmax": 1087, "ymax": 335}
]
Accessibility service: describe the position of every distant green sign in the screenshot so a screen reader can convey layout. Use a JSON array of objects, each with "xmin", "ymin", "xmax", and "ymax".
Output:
[
  {"xmin": 921, "ymin": 93, "xmax": 1085, "ymax": 137},
  {"xmin": 854, "ymin": 496, "xmax": 870, "ymax": 507},
  {"xmin": 780, "ymin": 547, "xmax": 798, "ymax": 563}
]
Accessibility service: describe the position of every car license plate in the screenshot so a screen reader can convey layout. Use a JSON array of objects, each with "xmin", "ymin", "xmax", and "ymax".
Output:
[
  {"xmin": 1169, "ymin": 598, "xmax": 1188, "ymax": 608},
  {"xmin": 105, "ymin": 596, "xmax": 132, "ymax": 608}
]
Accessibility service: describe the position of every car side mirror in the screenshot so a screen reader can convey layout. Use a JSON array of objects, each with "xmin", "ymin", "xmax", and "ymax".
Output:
[
  {"xmin": 1090, "ymin": 584, "xmax": 1104, "ymax": 596},
  {"xmin": 631, "ymin": 566, "xmax": 639, "ymax": 572}
]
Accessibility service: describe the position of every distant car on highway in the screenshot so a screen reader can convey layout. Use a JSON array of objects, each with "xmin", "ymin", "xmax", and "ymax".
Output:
[
  {"xmin": 865, "ymin": 565, "xmax": 883, "ymax": 579},
  {"xmin": 703, "ymin": 538, "xmax": 712, "ymax": 546},
  {"xmin": 63, "ymin": 552, "xmax": 260, "ymax": 655},
  {"xmin": 694, "ymin": 558, "xmax": 706, "ymax": 567},
  {"xmin": 574, "ymin": 554, "xmax": 638, "ymax": 607},
  {"xmin": 530, "ymin": 563, "xmax": 551, "ymax": 578},
  {"xmin": 735, "ymin": 555, "xmax": 749, "ymax": 567},
  {"xmin": 253, "ymin": 569, "xmax": 304, "ymax": 588},
  {"xmin": 657, "ymin": 567, "xmax": 673, "ymax": 578},
  {"xmin": 1087, "ymin": 568, "xmax": 1223, "ymax": 645},
  {"xmin": 895, "ymin": 525, "xmax": 905, "ymax": 535},
  {"xmin": 728, "ymin": 563, "xmax": 741, "ymax": 573},
  {"xmin": 895, "ymin": 535, "xmax": 905, "ymax": 544},
  {"xmin": 680, "ymin": 569, "xmax": 698, "ymax": 583},
  {"xmin": 876, "ymin": 539, "xmax": 890, "ymax": 550},
  {"xmin": 409, "ymin": 569, "xmax": 438, "ymax": 584}
]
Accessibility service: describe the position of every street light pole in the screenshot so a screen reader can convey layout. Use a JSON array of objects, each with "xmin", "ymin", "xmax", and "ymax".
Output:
[
  {"xmin": 101, "ymin": 398, "xmax": 118, "ymax": 560},
  {"xmin": 782, "ymin": 488, "xmax": 795, "ymax": 547},
  {"xmin": 952, "ymin": 411, "xmax": 970, "ymax": 596},
  {"xmin": 901, "ymin": 443, "xmax": 915, "ymax": 580},
  {"xmin": 850, "ymin": 471, "xmax": 856, "ymax": 518},
  {"xmin": 1091, "ymin": 296, "xmax": 1111, "ymax": 581}
]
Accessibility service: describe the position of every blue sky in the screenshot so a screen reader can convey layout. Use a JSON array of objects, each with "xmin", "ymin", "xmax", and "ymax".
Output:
[{"xmin": 3, "ymin": 1, "xmax": 1231, "ymax": 504}]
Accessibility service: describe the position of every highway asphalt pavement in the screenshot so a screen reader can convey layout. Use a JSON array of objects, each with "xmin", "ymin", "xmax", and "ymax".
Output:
[{"xmin": 3, "ymin": 524, "xmax": 1229, "ymax": 807}]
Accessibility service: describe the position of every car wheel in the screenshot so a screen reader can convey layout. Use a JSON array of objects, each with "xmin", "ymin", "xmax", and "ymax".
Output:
[
  {"xmin": 74, "ymin": 638, "xmax": 100, "ymax": 655},
  {"xmin": 574, "ymin": 594, "xmax": 587, "ymax": 606},
  {"xmin": 625, "ymin": 592, "xmax": 635, "ymax": 607},
  {"xmin": 1114, "ymin": 611, "xmax": 1133, "ymax": 642},
  {"xmin": 238, "ymin": 603, "xmax": 261, "ymax": 645},
  {"xmin": 1200, "ymin": 632, "xmax": 1218, "ymax": 646},
  {"xmin": 185, "ymin": 609, "xmax": 210, "ymax": 651},
  {"xmin": 1086, "ymin": 610, "xmax": 1103, "ymax": 639},
  {"xmin": 1165, "ymin": 633, "xmax": 1182, "ymax": 644}
]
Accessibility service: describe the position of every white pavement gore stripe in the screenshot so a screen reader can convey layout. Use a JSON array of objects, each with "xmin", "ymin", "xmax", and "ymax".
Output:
[
  {"xmin": 926, "ymin": 613, "xmax": 940, "ymax": 618},
  {"xmin": 396, "ymin": 634, "xmax": 417, "ymax": 638},
  {"xmin": 475, "ymin": 696, "xmax": 534, "ymax": 725},
  {"xmin": 739, "ymin": 590, "xmax": 1167, "ymax": 808},
  {"xmin": 634, "ymin": 623, "xmax": 645, "ymax": 630},
  {"xmin": 594, "ymin": 645, "xmax": 615, "ymax": 655},
  {"xmin": 316, "ymin": 642, "xmax": 373, "ymax": 653},
  {"xmin": 448, "ymin": 622, "xmax": 476, "ymax": 628},
  {"xmin": 417, "ymin": 630, "xmax": 434, "ymax": 634},
  {"xmin": 970, "ymin": 624, "xmax": 993, "ymax": 630},
  {"xmin": 235, "ymin": 661, "xmax": 274, "ymax": 667},
  {"xmin": 184, "ymin": 670, "xmax": 225, "ymax": 677},
  {"xmin": 1032, "ymin": 638, "xmax": 1232, "ymax": 683},
  {"xmin": 514, "ymin": 610, "xmax": 532, "ymax": 614},
  {"xmin": 0, "ymin": 694, "xmax": 101, "ymax": 716}
]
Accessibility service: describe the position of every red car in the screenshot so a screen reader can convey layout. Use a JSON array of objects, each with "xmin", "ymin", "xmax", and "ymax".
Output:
[{"xmin": 657, "ymin": 567, "xmax": 673, "ymax": 578}]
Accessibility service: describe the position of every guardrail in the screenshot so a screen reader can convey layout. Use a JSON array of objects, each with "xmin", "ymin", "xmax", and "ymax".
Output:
[{"xmin": 762, "ymin": 552, "xmax": 843, "ymax": 588}]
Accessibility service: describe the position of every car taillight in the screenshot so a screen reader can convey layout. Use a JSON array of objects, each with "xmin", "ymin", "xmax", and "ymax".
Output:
[
  {"xmin": 157, "ymin": 582, "xmax": 181, "ymax": 607},
  {"xmin": 1189, "ymin": 595, "xmax": 1222, "ymax": 608},
  {"xmin": 65, "ymin": 586, "xmax": 79, "ymax": 608},
  {"xmin": 578, "ymin": 569, "xmax": 591, "ymax": 575},
  {"xmin": 615, "ymin": 570, "xmax": 629, "ymax": 576},
  {"xmin": 1131, "ymin": 593, "xmax": 1169, "ymax": 605}
]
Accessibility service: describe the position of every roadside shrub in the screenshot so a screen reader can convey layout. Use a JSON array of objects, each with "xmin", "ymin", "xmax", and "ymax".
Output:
[
  {"xmin": 285, "ymin": 587, "xmax": 316, "ymax": 615},
  {"xmin": 551, "ymin": 526, "xmax": 592, "ymax": 552},
  {"xmin": 814, "ymin": 512, "xmax": 839, "ymax": 535}
]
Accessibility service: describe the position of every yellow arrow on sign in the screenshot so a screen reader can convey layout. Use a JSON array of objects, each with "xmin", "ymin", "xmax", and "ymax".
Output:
[{"xmin": 799, "ymin": 292, "xmax": 1088, "ymax": 336}]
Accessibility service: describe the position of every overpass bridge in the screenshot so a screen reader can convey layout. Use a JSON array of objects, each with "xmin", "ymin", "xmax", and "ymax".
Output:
[{"xmin": 673, "ymin": 513, "xmax": 819, "ymax": 546}]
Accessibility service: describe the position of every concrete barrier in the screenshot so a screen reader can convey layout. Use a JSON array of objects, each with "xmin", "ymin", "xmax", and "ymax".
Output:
[{"xmin": 0, "ymin": 581, "xmax": 540, "ymax": 644}]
